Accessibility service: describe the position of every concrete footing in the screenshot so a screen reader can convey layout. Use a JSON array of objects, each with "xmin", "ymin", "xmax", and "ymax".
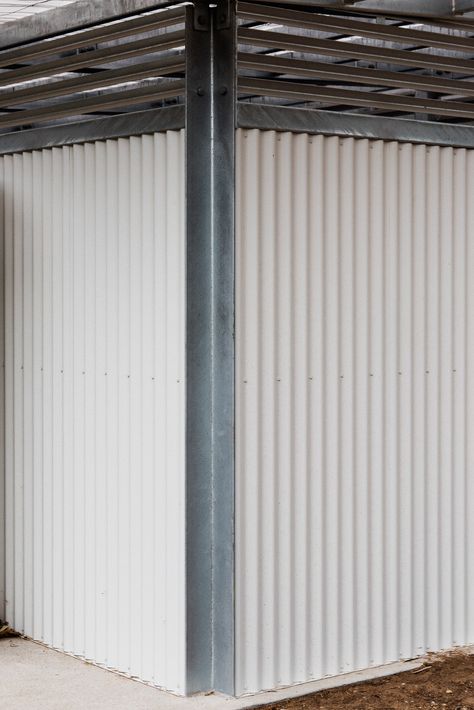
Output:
[{"xmin": 0, "ymin": 638, "xmax": 424, "ymax": 710}]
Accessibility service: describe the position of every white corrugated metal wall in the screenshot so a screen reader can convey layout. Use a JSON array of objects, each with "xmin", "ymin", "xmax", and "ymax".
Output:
[
  {"xmin": 0, "ymin": 170, "xmax": 4, "ymax": 623},
  {"xmin": 236, "ymin": 129, "xmax": 474, "ymax": 694},
  {"xmin": 0, "ymin": 131, "xmax": 186, "ymax": 693}
]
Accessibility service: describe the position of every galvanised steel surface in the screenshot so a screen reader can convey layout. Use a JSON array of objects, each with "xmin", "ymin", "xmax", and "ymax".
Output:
[
  {"xmin": 236, "ymin": 2, "xmax": 474, "ymax": 121},
  {"xmin": 0, "ymin": 106, "xmax": 185, "ymax": 155},
  {"xmin": 237, "ymin": 104, "xmax": 474, "ymax": 149},
  {"xmin": 238, "ymin": 1, "xmax": 474, "ymax": 48},
  {"xmin": 2, "ymin": 0, "xmax": 474, "ymax": 132},
  {"xmin": 185, "ymin": 0, "xmax": 236, "ymax": 696},
  {"xmin": 0, "ymin": 4, "xmax": 186, "ymax": 133},
  {"xmin": 235, "ymin": 127, "xmax": 474, "ymax": 694},
  {"xmin": 1, "ymin": 132, "xmax": 187, "ymax": 693},
  {"xmin": 0, "ymin": 0, "xmax": 175, "ymax": 46},
  {"xmin": 0, "ymin": 4, "xmax": 185, "ymax": 60}
]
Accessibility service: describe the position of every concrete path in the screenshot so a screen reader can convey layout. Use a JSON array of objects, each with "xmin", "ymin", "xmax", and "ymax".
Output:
[{"xmin": 0, "ymin": 637, "xmax": 422, "ymax": 710}]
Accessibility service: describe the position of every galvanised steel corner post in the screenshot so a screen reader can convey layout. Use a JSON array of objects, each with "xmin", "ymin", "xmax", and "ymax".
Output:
[{"xmin": 185, "ymin": 0, "xmax": 236, "ymax": 696}]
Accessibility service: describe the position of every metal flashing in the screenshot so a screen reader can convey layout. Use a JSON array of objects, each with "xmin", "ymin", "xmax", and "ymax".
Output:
[
  {"xmin": 237, "ymin": 104, "xmax": 474, "ymax": 148},
  {"xmin": 0, "ymin": 106, "xmax": 185, "ymax": 155}
]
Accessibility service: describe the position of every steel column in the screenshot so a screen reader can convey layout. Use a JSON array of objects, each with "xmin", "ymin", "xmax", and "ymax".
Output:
[{"xmin": 185, "ymin": 0, "xmax": 236, "ymax": 696}]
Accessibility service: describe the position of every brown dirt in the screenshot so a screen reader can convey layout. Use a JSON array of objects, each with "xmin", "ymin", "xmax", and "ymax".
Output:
[
  {"xmin": 257, "ymin": 651, "xmax": 474, "ymax": 710},
  {"xmin": 0, "ymin": 621, "xmax": 20, "ymax": 639}
]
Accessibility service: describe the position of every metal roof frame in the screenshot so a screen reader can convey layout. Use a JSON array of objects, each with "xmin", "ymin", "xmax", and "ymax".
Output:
[
  {"xmin": 1, "ymin": 0, "xmax": 474, "ymax": 133},
  {"xmin": 1, "ymin": 0, "xmax": 473, "ymax": 44},
  {"xmin": 0, "ymin": 0, "xmax": 176, "ymax": 49}
]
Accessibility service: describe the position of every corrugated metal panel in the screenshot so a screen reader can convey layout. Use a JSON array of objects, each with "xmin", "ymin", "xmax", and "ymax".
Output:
[
  {"xmin": 0, "ymin": 162, "xmax": 4, "ymax": 622},
  {"xmin": 1, "ymin": 131, "xmax": 186, "ymax": 693},
  {"xmin": 235, "ymin": 129, "xmax": 474, "ymax": 695}
]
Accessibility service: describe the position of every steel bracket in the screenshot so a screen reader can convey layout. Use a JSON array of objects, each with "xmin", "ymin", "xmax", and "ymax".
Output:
[
  {"xmin": 193, "ymin": 0, "xmax": 231, "ymax": 30},
  {"xmin": 216, "ymin": 0, "xmax": 232, "ymax": 29},
  {"xmin": 193, "ymin": 0, "xmax": 211, "ymax": 30}
]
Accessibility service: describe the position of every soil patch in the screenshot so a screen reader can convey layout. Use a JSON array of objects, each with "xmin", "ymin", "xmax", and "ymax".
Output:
[{"xmin": 257, "ymin": 651, "xmax": 474, "ymax": 710}]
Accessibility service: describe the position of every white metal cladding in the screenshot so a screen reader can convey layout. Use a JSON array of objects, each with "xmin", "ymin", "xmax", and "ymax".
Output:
[
  {"xmin": 0, "ymin": 167, "xmax": 4, "ymax": 623},
  {"xmin": 0, "ymin": 131, "xmax": 186, "ymax": 693},
  {"xmin": 235, "ymin": 128, "xmax": 474, "ymax": 695}
]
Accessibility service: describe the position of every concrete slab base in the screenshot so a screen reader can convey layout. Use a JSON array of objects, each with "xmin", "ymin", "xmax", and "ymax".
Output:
[{"xmin": 0, "ymin": 638, "xmax": 424, "ymax": 710}]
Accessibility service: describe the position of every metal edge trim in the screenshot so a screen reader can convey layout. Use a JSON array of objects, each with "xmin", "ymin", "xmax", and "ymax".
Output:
[
  {"xmin": 237, "ymin": 103, "xmax": 474, "ymax": 148},
  {"xmin": 0, "ymin": 105, "xmax": 185, "ymax": 155}
]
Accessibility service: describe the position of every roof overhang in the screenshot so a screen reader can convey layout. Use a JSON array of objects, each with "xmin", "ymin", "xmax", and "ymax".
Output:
[
  {"xmin": 0, "ymin": 0, "xmax": 174, "ymax": 50},
  {"xmin": 1, "ymin": 0, "xmax": 474, "ymax": 52}
]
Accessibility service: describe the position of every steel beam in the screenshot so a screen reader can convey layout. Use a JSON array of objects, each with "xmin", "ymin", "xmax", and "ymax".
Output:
[
  {"xmin": 239, "ymin": 76, "xmax": 474, "ymax": 118},
  {"xmin": 237, "ymin": 101, "xmax": 474, "ymax": 144},
  {"xmin": 245, "ymin": 0, "xmax": 474, "ymax": 16},
  {"xmin": 239, "ymin": 2, "xmax": 474, "ymax": 52},
  {"xmin": 0, "ymin": 56, "xmax": 185, "ymax": 108},
  {"xmin": 185, "ymin": 0, "xmax": 236, "ymax": 697},
  {"xmin": 0, "ymin": 0, "xmax": 175, "ymax": 51},
  {"xmin": 0, "ymin": 0, "xmax": 470, "ymax": 57},
  {"xmin": 0, "ymin": 6, "xmax": 185, "ymax": 69},
  {"xmin": 238, "ymin": 52, "xmax": 474, "ymax": 96},
  {"xmin": 0, "ymin": 30, "xmax": 185, "ymax": 90},
  {"xmin": 0, "ymin": 80, "xmax": 185, "ymax": 131},
  {"xmin": 352, "ymin": 0, "xmax": 474, "ymax": 16},
  {"xmin": 0, "ymin": 105, "xmax": 184, "ymax": 154},
  {"xmin": 238, "ymin": 27, "xmax": 474, "ymax": 74}
]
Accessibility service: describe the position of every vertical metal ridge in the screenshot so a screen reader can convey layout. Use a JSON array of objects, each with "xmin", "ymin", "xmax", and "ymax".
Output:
[
  {"xmin": 398, "ymin": 142, "xmax": 412, "ymax": 659},
  {"xmin": 105, "ymin": 137, "xmax": 119, "ymax": 672},
  {"xmin": 0, "ymin": 156, "xmax": 5, "ymax": 622},
  {"xmin": 466, "ymin": 150, "xmax": 474, "ymax": 641},
  {"xmin": 84, "ymin": 140, "xmax": 96, "ymax": 663},
  {"xmin": 452, "ymin": 147, "xmax": 467, "ymax": 646},
  {"xmin": 129, "ymin": 134, "xmax": 142, "ymax": 677},
  {"xmin": 354, "ymin": 137, "xmax": 370, "ymax": 670},
  {"xmin": 139, "ymin": 133, "xmax": 153, "ymax": 682},
  {"xmin": 22, "ymin": 151, "xmax": 32, "ymax": 640},
  {"xmin": 4, "ymin": 155, "xmax": 13, "ymax": 631},
  {"xmin": 368, "ymin": 138, "xmax": 382, "ymax": 665},
  {"xmin": 235, "ymin": 129, "xmax": 474, "ymax": 695},
  {"xmin": 291, "ymin": 132, "xmax": 309, "ymax": 682},
  {"xmin": 1, "ymin": 131, "xmax": 186, "ymax": 693},
  {"xmin": 338, "ymin": 136, "xmax": 355, "ymax": 674},
  {"xmin": 94, "ymin": 139, "xmax": 107, "ymax": 665},
  {"xmin": 440, "ymin": 147, "xmax": 454, "ymax": 649},
  {"xmin": 13, "ymin": 153, "xmax": 24, "ymax": 635},
  {"xmin": 412, "ymin": 143, "xmax": 427, "ymax": 657}
]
